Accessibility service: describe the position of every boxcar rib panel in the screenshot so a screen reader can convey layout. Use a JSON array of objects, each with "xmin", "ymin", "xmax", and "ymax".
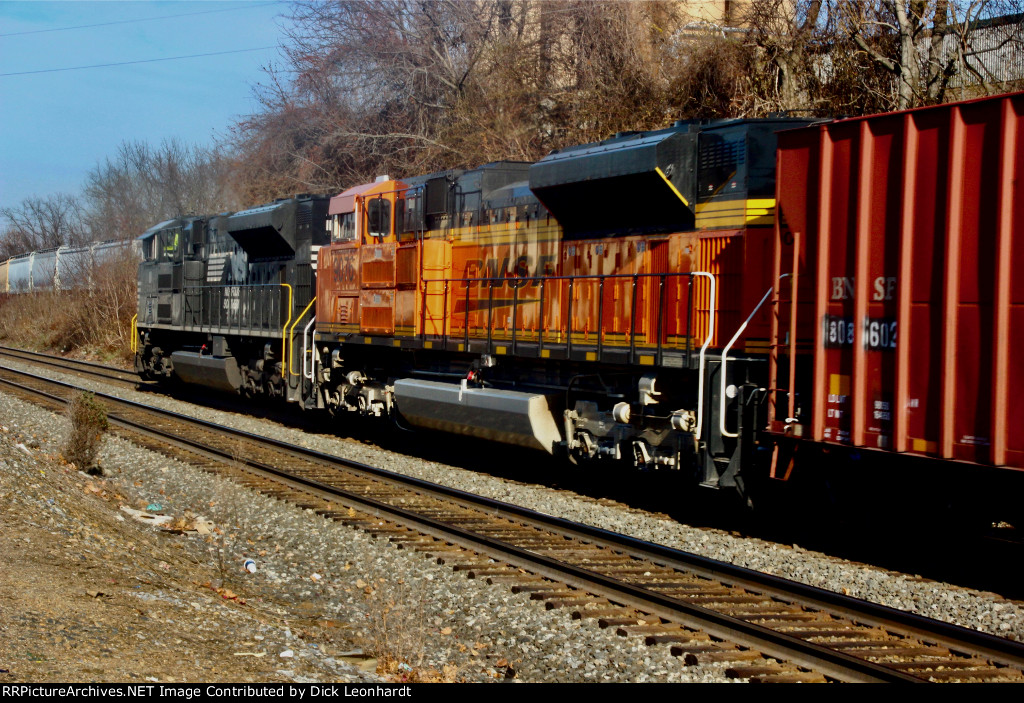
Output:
[{"xmin": 776, "ymin": 91, "xmax": 1024, "ymax": 470}]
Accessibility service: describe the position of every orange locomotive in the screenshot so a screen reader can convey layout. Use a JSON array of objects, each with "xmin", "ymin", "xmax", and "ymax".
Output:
[{"xmin": 312, "ymin": 119, "xmax": 811, "ymax": 489}]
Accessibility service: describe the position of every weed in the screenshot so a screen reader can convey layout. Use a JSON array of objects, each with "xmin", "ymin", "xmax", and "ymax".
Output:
[
  {"xmin": 360, "ymin": 576, "xmax": 460, "ymax": 682},
  {"xmin": 204, "ymin": 472, "xmax": 257, "ymax": 588},
  {"xmin": 63, "ymin": 391, "xmax": 109, "ymax": 472}
]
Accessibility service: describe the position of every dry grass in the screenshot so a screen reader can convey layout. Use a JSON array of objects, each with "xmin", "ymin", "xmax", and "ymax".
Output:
[
  {"xmin": 359, "ymin": 576, "xmax": 461, "ymax": 683},
  {"xmin": 0, "ymin": 253, "xmax": 138, "ymax": 365}
]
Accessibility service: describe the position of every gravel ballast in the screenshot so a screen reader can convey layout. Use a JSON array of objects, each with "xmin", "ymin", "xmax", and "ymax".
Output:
[
  {"xmin": 0, "ymin": 387, "xmax": 734, "ymax": 683},
  {"xmin": 2, "ymin": 358, "xmax": 1021, "ymax": 654}
]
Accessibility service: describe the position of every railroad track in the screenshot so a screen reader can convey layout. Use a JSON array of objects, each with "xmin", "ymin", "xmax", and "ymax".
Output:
[
  {"xmin": 1, "ymin": 363, "xmax": 1023, "ymax": 683},
  {"xmin": 0, "ymin": 345, "xmax": 141, "ymax": 388}
]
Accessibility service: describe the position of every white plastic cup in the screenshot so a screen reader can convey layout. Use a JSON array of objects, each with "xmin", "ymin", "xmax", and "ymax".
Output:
[{"xmin": 243, "ymin": 558, "xmax": 257, "ymax": 573}]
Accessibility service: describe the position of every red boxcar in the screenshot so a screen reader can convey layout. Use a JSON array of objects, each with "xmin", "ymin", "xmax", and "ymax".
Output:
[{"xmin": 771, "ymin": 92, "xmax": 1024, "ymax": 470}]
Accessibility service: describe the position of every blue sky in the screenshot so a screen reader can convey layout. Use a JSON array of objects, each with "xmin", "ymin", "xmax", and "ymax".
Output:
[{"xmin": 0, "ymin": 0, "xmax": 292, "ymax": 212}]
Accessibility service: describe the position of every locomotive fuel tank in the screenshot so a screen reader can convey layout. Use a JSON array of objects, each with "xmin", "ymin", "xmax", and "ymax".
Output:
[{"xmin": 393, "ymin": 378, "xmax": 564, "ymax": 454}]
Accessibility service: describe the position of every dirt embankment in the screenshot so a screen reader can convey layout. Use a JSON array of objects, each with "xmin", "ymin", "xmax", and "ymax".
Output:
[{"xmin": 0, "ymin": 419, "xmax": 380, "ymax": 683}]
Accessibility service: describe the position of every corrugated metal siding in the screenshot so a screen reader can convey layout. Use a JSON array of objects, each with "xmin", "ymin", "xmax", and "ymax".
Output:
[
  {"xmin": 773, "ymin": 92, "xmax": 1024, "ymax": 469},
  {"xmin": 942, "ymin": 19, "xmax": 1024, "ymax": 89}
]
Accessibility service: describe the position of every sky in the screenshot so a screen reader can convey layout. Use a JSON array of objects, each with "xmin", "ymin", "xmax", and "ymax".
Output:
[{"xmin": 0, "ymin": 0, "xmax": 293, "ymax": 213}]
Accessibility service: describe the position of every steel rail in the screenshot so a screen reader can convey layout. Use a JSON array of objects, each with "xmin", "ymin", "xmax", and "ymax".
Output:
[
  {"xmin": 1, "ymin": 364, "xmax": 1022, "ymax": 682},
  {"xmin": 0, "ymin": 345, "xmax": 140, "ymax": 385}
]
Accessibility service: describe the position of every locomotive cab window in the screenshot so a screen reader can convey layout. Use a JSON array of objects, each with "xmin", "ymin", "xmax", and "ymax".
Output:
[
  {"xmin": 157, "ymin": 228, "xmax": 182, "ymax": 263},
  {"xmin": 142, "ymin": 236, "xmax": 158, "ymax": 262},
  {"xmin": 402, "ymin": 187, "xmax": 423, "ymax": 233},
  {"xmin": 333, "ymin": 212, "xmax": 356, "ymax": 243},
  {"xmin": 367, "ymin": 197, "xmax": 391, "ymax": 238},
  {"xmin": 394, "ymin": 198, "xmax": 408, "ymax": 239}
]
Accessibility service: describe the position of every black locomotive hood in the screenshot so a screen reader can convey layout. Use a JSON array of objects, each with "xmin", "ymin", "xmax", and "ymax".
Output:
[
  {"xmin": 224, "ymin": 195, "xmax": 330, "ymax": 260},
  {"xmin": 528, "ymin": 129, "xmax": 697, "ymax": 238},
  {"xmin": 226, "ymin": 200, "xmax": 299, "ymax": 259}
]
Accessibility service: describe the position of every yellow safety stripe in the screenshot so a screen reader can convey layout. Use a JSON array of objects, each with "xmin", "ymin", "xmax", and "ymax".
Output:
[
  {"xmin": 695, "ymin": 198, "xmax": 776, "ymax": 228},
  {"xmin": 655, "ymin": 167, "xmax": 690, "ymax": 207}
]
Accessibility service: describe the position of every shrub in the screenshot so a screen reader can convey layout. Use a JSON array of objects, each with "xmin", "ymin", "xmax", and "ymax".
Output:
[
  {"xmin": 0, "ymin": 249, "xmax": 139, "ymax": 364},
  {"xmin": 64, "ymin": 391, "xmax": 109, "ymax": 471},
  {"xmin": 360, "ymin": 576, "xmax": 461, "ymax": 682}
]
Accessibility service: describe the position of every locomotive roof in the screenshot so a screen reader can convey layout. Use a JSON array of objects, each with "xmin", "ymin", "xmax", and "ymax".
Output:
[
  {"xmin": 544, "ymin": 117, "xmax": 822, "ymax": 159},
  {"xmin": 136, "ymin": 218, "xmax": 179, "ymax": 241},
  {"xmin": 329, "ymin": 182, "xmax": 381, "ymax": 216}
]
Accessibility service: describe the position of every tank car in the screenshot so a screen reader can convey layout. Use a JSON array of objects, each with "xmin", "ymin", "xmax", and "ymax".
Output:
[
  {"xmin": 55, "ymin": 241, "xmax": 129, "ymax": 291},
  {"xmin": 86, "ymin": 239, "xmax": 142, "ymax": 288},
  {"xmin": 7, "ymin": 253, "xmax": 33, "ymax": 292},
  {"xmin": 0, "ymin": 240, "xmax": 139, "ymax": 294},
  {"xmin": 29, "ymin": 248, "xmax": 58, "ymax": 290}
]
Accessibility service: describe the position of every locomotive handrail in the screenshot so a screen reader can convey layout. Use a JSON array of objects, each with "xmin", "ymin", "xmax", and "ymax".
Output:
[
  {"xmin": 691, "ymin": 271, "xmax": 716, "ymax": 442},
  {"xmin": 302, "ymin": 316, "xmax": 317, "ymax": 382},
  {"xmin": 280, "ymin": 283, "xmax": 292, "ymax": 377},
  {"xmin": 182, "ymin": 283, "xmax": 289, "ymax": 338},
  {"xmin": 429, "ymin": 271, "xmax": 704, "ymax": 284},
  {"xmin": 719, "ymin": 284, "xmax": 777, "ymax": 440},
  {"xmin": 428, "ymin": 269, "xmax": 719, "ymax": 441},
  {"xmin": 288, "ymin": 296, "xmax": 316, "ymax": 378}
]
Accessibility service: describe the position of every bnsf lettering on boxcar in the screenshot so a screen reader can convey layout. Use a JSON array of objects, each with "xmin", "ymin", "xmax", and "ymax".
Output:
[
  {"xmin": 829, "ymin": 276, "xmax": 898, "ymax": 301},
  {"xmin": 772, "ymin": 91, "xmax": 1024, "ymax": 485}
]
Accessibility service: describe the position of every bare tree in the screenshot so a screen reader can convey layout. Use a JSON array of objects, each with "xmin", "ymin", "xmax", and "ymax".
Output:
[
  {"xmin": 667, "ymin": 27, "xmax": 760, "ymax": 118},
  {"xmin": 83, "ymin": 139, "xmax": 238, "ymax": 240},
  {"xmin": 744, "ymin": 0, "xmax": 826, "ymax": 113},
  {"xmin": 230, "ymin": 0, "xmax": 528, "ymax": 201},
  {"xmin": 841, "ymin": 0, "xmax": 1024, "ymax": 109},
  {"xmin": 229, "ymin": 1, "xmax": 705, "ymax": 200},
  {"xmin": 0, "ymin": 193, "xmax": 89, "ymax": 258}
]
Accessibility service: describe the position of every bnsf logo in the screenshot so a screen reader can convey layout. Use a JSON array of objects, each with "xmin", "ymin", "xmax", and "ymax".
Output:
[
  {"xmin": 830, "ymin": 276, "xmax": 897, "ymax": 301},
  {"xmin": 462, "ymin": 255, "xmax": 557, "ymax": 288}
]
